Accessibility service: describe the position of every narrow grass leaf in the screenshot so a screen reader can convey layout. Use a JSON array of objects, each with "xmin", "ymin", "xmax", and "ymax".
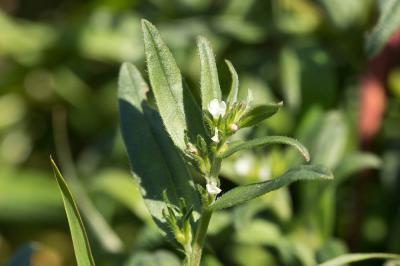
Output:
[
  {"xmin": 142, "ymin": 19, "xmax": 187, "ymax": 150},
  {"xmin": 197, "ymin": 36, "xmax": 222, "ymax": 108},
  {"xmin": 366, "ymin": 0, "xmax": 400, "ymax": 58},
  {"xmin": 219, "ymin": 136, "xmax": 310, "ymax": 162},
  {"xmin": 238, "ymin": 103, "xmax": 283, "ymax": 128},
  {"xmin": 209, "ymin": 165, "xmax": 332, "ymax": 211},
  {"xmin": 318, "ymin": 253, "xmax": 400, "ymax": 266},
  {"xmin": 225, "ymin": 60, "xmax": 239, "ymax": 104},
  {"xmin": 50, "ymin": 158, "xmax": 95, "ymax": 266}
]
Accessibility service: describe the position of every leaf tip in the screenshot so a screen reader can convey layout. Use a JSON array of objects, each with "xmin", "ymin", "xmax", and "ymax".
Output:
[
  {"xmin": 49, "ymin": 154, "xmax": 56, "ymax": 166},
  {"xmin": 141, "ymin": 18, "xmax": 152, "ymax": 28},
  {"xmin": 317, "ymin": 165, "xmax": 334, "ymax": 180}
]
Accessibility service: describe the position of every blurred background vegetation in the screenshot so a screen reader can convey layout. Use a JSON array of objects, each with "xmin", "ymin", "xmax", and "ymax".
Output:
[{"xmin": 1, "ymin": 0, "xmax": 400, "ymax": 265}]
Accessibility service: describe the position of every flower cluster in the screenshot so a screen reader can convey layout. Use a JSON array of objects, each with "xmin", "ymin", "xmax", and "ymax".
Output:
[{"xmin": 185, "ymin": 92, "xmax": 254, "ymax": 196}]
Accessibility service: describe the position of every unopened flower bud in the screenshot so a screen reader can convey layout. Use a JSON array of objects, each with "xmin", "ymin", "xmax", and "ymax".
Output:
[{"xmin": 229, "ymin": 123, "xmax": 238, "ymax": 132}]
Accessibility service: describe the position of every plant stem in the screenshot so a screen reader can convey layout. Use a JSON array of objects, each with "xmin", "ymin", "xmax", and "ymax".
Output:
[
  {"xmin": 187, "ymin": 148, "xmax": 221, "ymax": 265},
  {"xmin": 189, "ymin": 208, "xmax": 213, "ymax": 266}
]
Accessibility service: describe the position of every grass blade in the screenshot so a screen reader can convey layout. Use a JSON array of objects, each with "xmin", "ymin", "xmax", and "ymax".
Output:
[
  {"xmin": 318, "ymin": 253, "xmax": 400, "ymax": 266},
  {"xmin": 219, "ymin": 136, "xmax": 310, "ymax": 162},
  {"xmin": 50, "ymin": 157, "xmax": 95, "ymax": 266},
  {"xmin": 209, "ymin": 165, "xmax": 332, "ymax": 211}
]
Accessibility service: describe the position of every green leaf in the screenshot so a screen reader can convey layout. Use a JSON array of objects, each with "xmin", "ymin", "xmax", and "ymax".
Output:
[
  {"xmin": 234, "ymin": 219, "xmax": 282, "ymax": 246},
  {"xmin": 209, "ymin": 165, "xmax": 332, "ymax": 211},
  {"xmin": 280, "ymin": 47, "xmax": 301, "ymax": 112},
  {"xmin": 225, "ymin": 59, "xmax": 239, "ymax": 104},
  {"xmin": 219, "ymin": 136, "xmax": 310, "ymax": 162},
  {"xmin": 0, "ymin": 168, "xmax": 61, "ymax": 221},
  {"xmin": 90, "ymin": 169, "xmax": 150, "ymax": 221},
  {"xmin": 50, "ymin": 158, "xmax": 95, "ymax": 266},
  {"xmin": 238, "ymin": 103, "xmax": 283, "ymax": 128},
  {"xmin": 124, "ymin": 250, "xmax": 181, "ymax": 266},
  {"xmin": 142, "ymin": 19, "xmax": 187, "ymax": 150},
  {"xmin": 334, "ymin": 152, "xmax": 381, "ymax": 182},
  {"xmin": 118, "ymin": 63, "xmax": 200, "ymax": 239},
  {"xmin": 318, "ymin": 253, "xmax": 400, "ymax": 266},
  {"xmin": 197, "ymin": 36, "xmax": 222, "ymax": 108},
  {"xmin": 366, "ymin": 0, "xmax": 400, "ymax": 57}
]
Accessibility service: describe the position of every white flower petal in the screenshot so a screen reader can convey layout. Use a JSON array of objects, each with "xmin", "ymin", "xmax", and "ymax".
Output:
[
  {"xmin": 208, "ymin": 99, "xmax": 227, "ymax": 119},
  {"xmin": 206, "ymin": 182, "xmax": 222, "ymax": 195},
  {"xmin": 208, "ymin": 99, "xmax": 221, "ymax": 118}
]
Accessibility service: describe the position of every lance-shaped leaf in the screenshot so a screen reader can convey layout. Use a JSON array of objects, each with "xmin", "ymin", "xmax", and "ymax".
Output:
[
  {"xmin": 208, "ymin": 165, "xmax": 333, "ymax": 211},
  {"xmin": 219, "ymin": 136, "xmax": 310, "ymax": 162},
  {"xmin": 365, "ymin": 0, "xmax": 400, "ymax": 58},
  {"xmin": 238, "ymin": 102, "xmax": 283, "ymax": 128},
  {"xmin": 225, "ymin": 59, "xmax": 239, "ymax": 104},
  {"xmin": 118, "ymin": 63, "xmax": 200, "ymax": 240},
  {"xmin": 142, "ymin": 19, "xmax": 187, "ymax": 150},
  {"xmin": 318, "ymin": 253, "xmax": 400, "ymax": 266},
  {"xmin": 334, "ymin": 152, "xmax": 381, "ymax": 183},
  {"xmin": 51, "ymin": 158, "xmax": 95, "ymax": 266},
  {"xmin": 197, "ymin": 36, "xmax": 222, "ymax": 108}
]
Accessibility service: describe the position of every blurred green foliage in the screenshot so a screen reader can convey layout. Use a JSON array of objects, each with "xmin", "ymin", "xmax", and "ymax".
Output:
[{"xmin": 1, "ymin": 0, "xmax": 400, "ymax": 265}]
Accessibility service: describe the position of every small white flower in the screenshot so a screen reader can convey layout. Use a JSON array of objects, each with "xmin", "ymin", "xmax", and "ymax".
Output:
[
  {"xmin": 211, "ymin": 127, "xmax": 219, "ymax": 143},
  {"xmin": 206, "ymin": 181, "xmax": 222, "ymax": 195},
  {"xmin": 208, "ymin": 99, "xmax": 226, "ymax": 119}
]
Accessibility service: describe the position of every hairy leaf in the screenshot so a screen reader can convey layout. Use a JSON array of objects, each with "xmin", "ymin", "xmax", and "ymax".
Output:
[
  {"xmin": 318, "ymin": 253, "xmax": 400, "ymax": 266},
  {"xmin": 51, "ymin": 158, "xmax": 95, "ymax": 266},
  {"xmin": 219, "ymin": 136, "xmax": 310, "ymax": 162},
  {"xmin": 225, "ymin": 59, "xmax": 239, "ymax": 104},
  {"xmin": 238, "ymin": 103, "xmax": 283, "ymax": 128},
  {"xmin": 142, "ymin": 19, "xmax": 187, "ymax": 150},
  {"xmin": 197, "ymin": 36, "xmax": 222, "ymax": 108},
  {"xmin": 118, "ymin": 63, "xmax": 200, "ymax": 239},
  {"xmin": 209, "ymin": 165, "xmax": 332, "ymax": 211}
]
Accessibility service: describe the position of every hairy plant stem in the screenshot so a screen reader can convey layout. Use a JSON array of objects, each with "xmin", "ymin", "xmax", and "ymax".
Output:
[
  {"xmin": 187, "ymin": 155, "xmax": 221, "ymax": 266},
  {"xmin": 188, "ymin": 208, "xmax": 213, "ymax": 266}
]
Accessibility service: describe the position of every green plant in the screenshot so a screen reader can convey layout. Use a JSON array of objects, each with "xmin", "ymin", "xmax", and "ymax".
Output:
[
  {"xmin": 117, "ymin": 20, "xmax": 331, "ymax": 266},
  {"xmin": 49, "ymin": 19, "xmax": 400, "ymax": 266}
]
